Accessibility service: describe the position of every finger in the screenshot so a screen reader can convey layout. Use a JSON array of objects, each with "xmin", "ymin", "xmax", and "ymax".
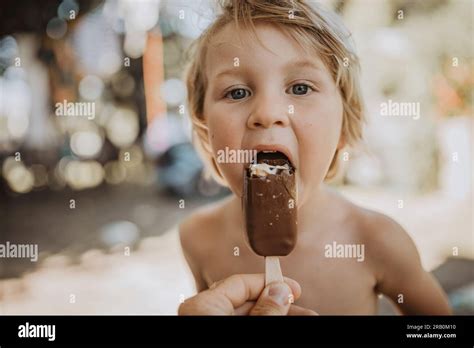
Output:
[
  {"xmin": 288, "ymin": 304, "xmax": 319, "ymax": 316},
  {"xmin": 282, "ymin": 276, "xmax": 302, "ymax": 300},
  {"xmin": 234, "ymin": 301, "xmax": 256, "ymax": 315},
  {"xmin": 212, "ymin": 274, "xmax": 301, "ymax": 309},
  {"xmin": 249, "ymin": 282, "xmax": 292, "ymax": 316},
  {"xmin": 235, "ymin": 302, "xmax": 319, "ymax": 316},
  {"xmin": 209, "ymin": 279, "xmax": 224, "ymax": 290},
  {"xmin": 212, "ymin": 274, "xmax": 264, "ymax": 309},
  {"xmin": 181, "ymin": 274, "xmax": 300, "ymax": 315},
  {"xmin": 179, "ymin": 287, "xmax": 236, "ymax": 315}
]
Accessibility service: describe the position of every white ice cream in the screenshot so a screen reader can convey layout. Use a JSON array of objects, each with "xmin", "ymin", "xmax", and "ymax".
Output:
[{"xmin": 249, "ymin": 163, "xmax": 291, "ymax": 177}]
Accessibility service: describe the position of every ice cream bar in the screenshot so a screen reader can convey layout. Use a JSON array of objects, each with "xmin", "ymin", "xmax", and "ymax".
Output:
[{"xmin": 243, "ymin": 152, "xmax": 297, "ymax": 256}]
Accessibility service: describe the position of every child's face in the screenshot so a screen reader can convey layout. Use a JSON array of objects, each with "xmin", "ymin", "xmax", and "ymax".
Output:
[{"xmin": 203, "ymin": 22, "xmax": 344, "ymax": 205}]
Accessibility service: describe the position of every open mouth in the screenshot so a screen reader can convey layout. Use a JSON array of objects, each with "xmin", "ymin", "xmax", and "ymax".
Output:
[
  {"xmin": 256, "ymin": 151, "xmax": 293, "ymax": 168},
  {"xmin": 246, "ymin": 150, "xmax": 295, "ymax": 177}
]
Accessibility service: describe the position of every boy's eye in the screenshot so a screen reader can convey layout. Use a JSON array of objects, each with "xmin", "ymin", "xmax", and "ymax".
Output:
[
  {"xmin": 225, "ymin": 88, "xmax": 250, "ymax": 100},
  {"xmin": 289, "ymin": 83, "xmax": 313, "ymax": 95}
]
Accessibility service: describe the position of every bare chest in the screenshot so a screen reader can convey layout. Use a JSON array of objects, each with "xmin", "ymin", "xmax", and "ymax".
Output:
[{"xmin": 200, "ymin": 237, "xmax": 378, "ymax": 314}]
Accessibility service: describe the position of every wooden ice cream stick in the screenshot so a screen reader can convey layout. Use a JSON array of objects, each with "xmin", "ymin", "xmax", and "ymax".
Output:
[{"xmin": 265, "ymin": 256, "xmax": 283, "ymax": 286}]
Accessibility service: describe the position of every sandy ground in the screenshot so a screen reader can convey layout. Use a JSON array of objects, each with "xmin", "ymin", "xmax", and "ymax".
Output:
[
  {"xmin": 1, "ymin": 229, "xmax": 195, "ymax": 314},
  {"xmin": 0, "ymin": 186, "xmax": 472, "ymax": 314}
]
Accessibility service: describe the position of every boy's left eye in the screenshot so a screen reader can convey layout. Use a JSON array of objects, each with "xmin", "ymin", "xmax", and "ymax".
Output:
[
  {"xmin": 225, "ymin": 88, "xmax": 251, "ymax": 100},
  {"xmin": 287, "ymin": 83, "xmax": 314, "ymax": 95}
]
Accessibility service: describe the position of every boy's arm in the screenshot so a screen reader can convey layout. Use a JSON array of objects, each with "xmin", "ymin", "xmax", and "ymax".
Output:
[
  {"xmin": 179, "ymin": 218, "xmax": 208, "ymax": 293},
  {"xmin": 371, "ymin": 215, "xmax": 452, "ymax": 315}
]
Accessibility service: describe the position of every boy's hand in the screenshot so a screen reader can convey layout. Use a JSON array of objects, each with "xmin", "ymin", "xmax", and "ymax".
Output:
[{"xmin": 178, "ymin": 274, "xmax": 317, "ymax": 315}]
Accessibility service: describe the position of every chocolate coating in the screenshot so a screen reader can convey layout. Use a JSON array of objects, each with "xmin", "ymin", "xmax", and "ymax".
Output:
[{"xmin": 243, "ymin": 157, "xmax": 297, "ymax": 256}]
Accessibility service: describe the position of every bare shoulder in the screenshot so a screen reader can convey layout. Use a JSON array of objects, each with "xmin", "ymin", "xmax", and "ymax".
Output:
[
  {"xmin": 326, "ymin": 189, "xmax": 408, "ymax": 242},
  {"xmin": 343, "ymin": 199, "xmax": 423, "ymax": 283},
  {"xmin": 353, "ymin": 204, "xmax": 412, "ymax": 249},
  {"xmin": 179, "ymin": 196, "xmax": 235, "ymax": 290},
  {"xmin": 179, "ymin": 197, "xmax": 231, "ymax": 256},
  {"xmin": 339, "ymin": 197, "xmax": 451, "ymax": 314}
]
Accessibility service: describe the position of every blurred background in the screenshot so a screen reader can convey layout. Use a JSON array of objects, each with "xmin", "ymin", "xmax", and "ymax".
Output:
[{"xmin": 0, "ymin": 0, "xmax": 472, "ymax": 314}]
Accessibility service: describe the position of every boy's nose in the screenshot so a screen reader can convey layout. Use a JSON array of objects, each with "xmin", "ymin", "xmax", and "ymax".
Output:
[{"xmin": 247, "ymin": 95, "xmax": 291, "ymax": 129}]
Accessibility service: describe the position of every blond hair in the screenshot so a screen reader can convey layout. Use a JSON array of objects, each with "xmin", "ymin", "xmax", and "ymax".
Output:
[{"xmin": 185, "ymin": 0, "xmax": 365, "ymax": 185}]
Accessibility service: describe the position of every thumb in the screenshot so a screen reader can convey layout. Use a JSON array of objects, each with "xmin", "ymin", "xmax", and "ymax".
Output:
[{"xmin": 249, "ymin": 282, "xmax": 292, "ymax": 316}]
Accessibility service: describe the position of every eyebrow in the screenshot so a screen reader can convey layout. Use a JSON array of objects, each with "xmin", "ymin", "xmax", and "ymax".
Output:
[
  {"xmin": 283, "ymin": 59, "xmax": 323, "ymax": 72},
  {"xmin": 212, "ymin": 59, "xmax": 323, "ymax": 81},
  {"xmin": 213, "ymin": 69, "xmax": 244, "ymax": 80}
]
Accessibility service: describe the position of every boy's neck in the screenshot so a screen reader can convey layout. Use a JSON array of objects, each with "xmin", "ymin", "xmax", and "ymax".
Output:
[{"xmin": 297, "ymin": 183, "xmax": 333, "ymax": 230}]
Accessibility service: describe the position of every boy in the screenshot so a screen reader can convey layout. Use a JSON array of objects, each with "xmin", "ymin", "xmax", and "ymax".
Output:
[{"xmin": 180, "ymin": 0, "xmax": 451, "ymax": 314}]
